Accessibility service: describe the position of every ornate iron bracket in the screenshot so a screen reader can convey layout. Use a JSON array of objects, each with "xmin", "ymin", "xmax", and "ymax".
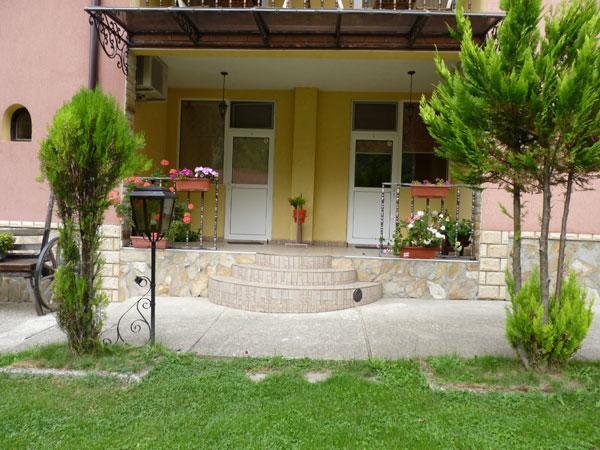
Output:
[
  {"xmin": 102, "ymin": 276, "xmax": 152, "ymax": 345},
  {"xmin": 88, "ymin": 11, "xmax": 130, "ymax": 75},
  {"xmin": 171, "ymin": 11, "xmax": 201, "ymax": 46}
]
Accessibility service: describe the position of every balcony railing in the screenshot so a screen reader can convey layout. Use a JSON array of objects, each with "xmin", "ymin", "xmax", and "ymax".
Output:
[
  {"xmin": 144, "ymin": 0, "xmax": 464, "ymax": 11},
  {"xmin": 379, "ymin": 182, "xmax": 481, "ymax": 259}
]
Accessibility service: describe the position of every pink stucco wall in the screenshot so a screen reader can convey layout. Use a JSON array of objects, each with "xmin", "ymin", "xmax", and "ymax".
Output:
[
  {"xmin": 0, "ymin": 0, "xmax": 128, "ymax": 224},
  {"xmin": 481, "ymin": 180, "xmax": 600, "ymax": 234}
]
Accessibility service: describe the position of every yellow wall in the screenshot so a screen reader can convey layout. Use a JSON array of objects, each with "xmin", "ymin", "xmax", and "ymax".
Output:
[
  {"xmin": 160, "ymin": 88, "xmax": 294, "ymax": 240},
  {"xmin": 133, "ymin": 87, "xmax": 473, "ymax": 243}
]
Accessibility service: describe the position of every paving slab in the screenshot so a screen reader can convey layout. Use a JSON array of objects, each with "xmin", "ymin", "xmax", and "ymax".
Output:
[
  {"xmin": 358, "ymin": 298, "xmax": 514, "ymax": 358},
  {"xmin": 1, "ymin": 298, "xmax": 599, "ymax": 360},
  {"xmin": 191, "ymin": 305, "xmax": 368, "ymax": 360}
]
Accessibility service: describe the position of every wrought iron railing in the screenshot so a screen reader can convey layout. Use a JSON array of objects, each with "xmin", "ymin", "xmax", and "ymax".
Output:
[
  {"xmin": 378, "ymin": 182, "xmax": 481, "ymax": 258},
  {"xmin": 143, "ymin": 0, "xmax": 462, "ymax": 11}
]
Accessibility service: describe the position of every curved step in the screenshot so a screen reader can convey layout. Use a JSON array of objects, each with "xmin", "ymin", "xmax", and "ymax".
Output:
[
  {"xmin": 208, "ymin": 275, "xmax": 382, "ymax": 313},
  {"xmin": 255, "ymin": 253, "xmax": 332, "ymax": 269},
  {"xmin": 231, "ymin": 264, "xmax": 357, "ymax": 286}
]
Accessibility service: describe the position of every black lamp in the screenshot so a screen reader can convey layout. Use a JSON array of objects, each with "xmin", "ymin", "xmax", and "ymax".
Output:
[
  {"xmin": 219, "ymin": 71, "xmax": 229, "ymax": 118},
  {"xmin": 129, "ymin": 185, "xmax": 176, "ymax": 344}
]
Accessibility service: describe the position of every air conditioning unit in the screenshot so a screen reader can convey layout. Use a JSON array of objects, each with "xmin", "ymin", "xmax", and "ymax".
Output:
[{"xmin": 135, "ymin": 56, "xmax": 167, "ymax": 102}]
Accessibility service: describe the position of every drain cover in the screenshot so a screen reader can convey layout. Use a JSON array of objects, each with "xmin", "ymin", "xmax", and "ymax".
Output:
[{"xmin": 353, "ymin": 288, "xmax": 363, "ymax": 302}]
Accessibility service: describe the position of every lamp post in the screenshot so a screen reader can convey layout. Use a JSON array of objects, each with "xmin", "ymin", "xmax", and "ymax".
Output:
[{"xmin": 129, "ymin": 185, "xmax": 176, "ymax": 344}]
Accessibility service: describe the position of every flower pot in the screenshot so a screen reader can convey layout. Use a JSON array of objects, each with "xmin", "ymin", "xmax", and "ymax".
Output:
[
  {"xmin": 398, "ymin": 246, "xmax": 439, "ymax": 259},
  {"xmin": 293, "ymin": 208, "xmax": 307, "ymax": 224},
  {"xmin": 410, "ymin": 185, "xmax": 449, "ymax": 199},
  {"xmin": 176, "ymin": 178, "xmax": 211, "ymax": 192},
  {"xmin": 130, "ymin": 236, "xmax": 169, "ymax": 249}
]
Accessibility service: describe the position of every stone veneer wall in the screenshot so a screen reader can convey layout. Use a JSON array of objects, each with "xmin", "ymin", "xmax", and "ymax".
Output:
[
  {"xmin": 0, "ymin": 222, "xmax": 121, "ymax": 303},
  {"xmin": 477, "ymin": 230, "xmax": 600, "ymax": 301},
  {"xmin": 118, "ymin": 248, "xmax": 480, "ymax": 300}
]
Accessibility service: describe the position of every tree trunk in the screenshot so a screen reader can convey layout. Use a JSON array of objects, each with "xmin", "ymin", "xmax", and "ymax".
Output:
[
  {"xmin": 539, "ymin": 167, "xmax": 552, "ymax": 324},
  {"xmin": 555, "ymin": 172, "xmax": 574, "ymax": 303},
  {"xmin": 512, "ymin": 186, "xmax": 523, "ymax": 293}
]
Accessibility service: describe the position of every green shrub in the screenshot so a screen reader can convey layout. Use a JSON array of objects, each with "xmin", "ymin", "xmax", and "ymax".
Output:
[
  {"xmin": 506, "ymin": 269, "xmax": 594, "ymax": 368},
  {"xmin": 39, "ymin": 88, "xmax": 147, "ymax": 354},
  {"xmin": 165, "ymin": 220, "xmax": 199, "ymax": 243},
  {"xmin": 0, "ymin": 232, "xmax": 15, "ymax": 254}
]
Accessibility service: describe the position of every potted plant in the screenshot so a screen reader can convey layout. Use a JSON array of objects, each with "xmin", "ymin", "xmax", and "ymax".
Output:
[
  {"xmin": 393, "ymin": 210, "xmax": 444, "ymax": 259},
  {"xmin": 0, "ymin": 232, "xmax": 15, "ymax": 261},
  {"xmin": 410, "ymin": 178, "xmax": 450, "ymax": 199},
  {"xmin": 288, "ymin": 194, "xmax": 307, "ymax": 243},
  {"xmin": 442, "ymin": 218, "xmax": 473, "ymax": 256},
  {"xmin": 171, "ymin": 166, "xmax": 219, "ymax": 192}
]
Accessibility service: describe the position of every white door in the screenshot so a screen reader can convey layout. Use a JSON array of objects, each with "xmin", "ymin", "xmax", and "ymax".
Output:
[
  {"xmin": 347, "ymin": 133, "xmax": 399, "ymax": 245},
  {"xmin": 224, "ymin": 131, "xmax": 274, "ymax": 241}
]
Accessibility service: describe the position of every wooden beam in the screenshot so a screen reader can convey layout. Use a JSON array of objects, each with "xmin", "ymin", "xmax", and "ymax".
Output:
[
  {"xmin": 253, "ymin": 11, "xmax": 270, "ymax": 47},
  {"xmin": 408, "ymin": 15, "xmax": 427, "ymax": 48}
]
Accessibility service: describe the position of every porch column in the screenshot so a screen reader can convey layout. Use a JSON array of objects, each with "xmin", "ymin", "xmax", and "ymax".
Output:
[{"xmin": 291, "ymin": 87, "xmax": 318, "ymax": 243}]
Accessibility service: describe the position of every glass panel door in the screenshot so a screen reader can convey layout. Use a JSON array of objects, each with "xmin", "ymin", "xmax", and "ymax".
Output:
[
  {"xmin": 225, "ymin": 132, "xmax": 273, "ymax": 241},
  {"xmin": 348, "ymin": 134, "xmax": 398, "ymax": 245}
]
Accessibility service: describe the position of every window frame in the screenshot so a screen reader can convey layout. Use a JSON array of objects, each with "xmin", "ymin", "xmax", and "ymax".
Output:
[{"xmin": 400, "ymin": 100, "xmax": 448, "ymax": 183}]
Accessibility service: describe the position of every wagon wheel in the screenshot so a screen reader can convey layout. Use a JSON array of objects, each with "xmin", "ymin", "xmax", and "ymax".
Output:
[{"xmin": 33, "ymin": 237, "xmax": 60, "ymax": 313}]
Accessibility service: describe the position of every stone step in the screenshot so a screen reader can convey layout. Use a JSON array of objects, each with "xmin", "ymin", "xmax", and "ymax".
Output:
[
  {"xmin": 231, "ymin": 264, "xmax": 357, "ymax": 286},
  {"xmin": 208, "ymin": 275, "xmax": 382, "ymax": 313},
  {"xmin": 254, "ymin": 253, "xmax": 332, "ymax": 270}
]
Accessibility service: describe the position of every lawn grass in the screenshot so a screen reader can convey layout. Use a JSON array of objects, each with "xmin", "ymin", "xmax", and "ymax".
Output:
[
  {"xmin": 0, "ymin": 343, "xmax": 164, "ymax": 373},
  {"xmin": 0, "ymin": 346, "xmax": 598, "ymax": 449},
  {"xmin": 426, "ymin": 355, "xmax": 600, "ymax": 393}
]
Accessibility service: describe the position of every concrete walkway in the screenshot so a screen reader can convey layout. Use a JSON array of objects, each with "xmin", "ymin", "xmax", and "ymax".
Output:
[{"xmin": 1, "ymin": 298, "xmax": 599, "ymax": 360}]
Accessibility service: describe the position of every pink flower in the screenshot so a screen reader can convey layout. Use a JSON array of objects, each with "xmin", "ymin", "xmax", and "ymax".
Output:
[
  {"xmin": 182, "ymin": 216, "xmax": 191, "ymax": 224},
  {"xmin": 188, "ymin": 203, "xmax": 194, "ymax": 210},
  {"xmin": 161, "ymin": 159, "xmax": 169, "ymax": 167}
]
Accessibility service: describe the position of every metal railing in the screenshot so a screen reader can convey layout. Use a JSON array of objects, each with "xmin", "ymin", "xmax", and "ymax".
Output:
[
  {"xmin": 125, "ymin": 176, "xmax": 220, "ymax": 250},
  {"xmin": 378, "ymin": 182, "xmax": 481, "ymax": 258},
  {"xmin": 144, "ymin": 0, "xmax": 461, "ymax": 11}
]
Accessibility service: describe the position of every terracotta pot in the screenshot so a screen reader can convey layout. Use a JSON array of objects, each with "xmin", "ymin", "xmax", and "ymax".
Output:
[
  {"xmin": 293, "ymin": 209, "xmax": 307, "ymax": 223},
  {"xmin": 130, "ymin": 236, "xmax": 169, "ymax": 249},
  {"xmin": 410, "ymin": 185, "xmax": 449, "ymax": 199},
  {"xmin": 176, "ymin": 178, "xmax": 211, "ymax": 192},
  {"xmin": 398, "ymin": 246, "xmax": 439, "ymax": 259}
]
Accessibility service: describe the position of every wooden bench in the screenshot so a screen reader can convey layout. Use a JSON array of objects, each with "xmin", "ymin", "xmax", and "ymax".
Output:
[{"xmin": 0, "ymin": 195, "xmax": 58, "ymax": 315}]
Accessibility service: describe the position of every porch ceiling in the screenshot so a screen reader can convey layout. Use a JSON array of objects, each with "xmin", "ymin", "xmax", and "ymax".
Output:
[
  {"xmin": 160, "ymin": 54, "xmax": 454, "ymax": 92},
  {"xmin": 85, "ymin": 6, "xmax": 503, "ymax": 51}
]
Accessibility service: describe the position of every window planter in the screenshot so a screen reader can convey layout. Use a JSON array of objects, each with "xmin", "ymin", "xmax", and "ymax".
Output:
[
  {"xmin": 176, "ymin": 178, "xmax": 211, "ymax": 192},
  {"xmin": 130, "ymin": 236, "xmax": 169, "ymax": 249},
  {"xmin": 398, "ymin": 246, "xmax": 439, "ymax": 259},
  {"xmin": 410, "ymin": 185, "xmax": 449, "ymax": 199}
]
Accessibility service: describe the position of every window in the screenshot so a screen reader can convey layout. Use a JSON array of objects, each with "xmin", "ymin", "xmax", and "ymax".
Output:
[
  {"xmin": 354, "ymin": 139, "xmax": 393, "ymax": 188},
  {"xmin": 230, "ymin": 102, "xmax": 274, "ymax": 129},
  {"xmin": 353, "ymin": 102, "xmax": 397, "ymax": 131},
  {"xmin": 401, "ymin": 102, "xmax": 448, "ymax": 183},
  {"xmin": 179, "ymin": 100, "xmax": 224, "ymax": 170},
  {"xmin": 10, "ymin": 107, "xmax": 31, "ymax": 141}
]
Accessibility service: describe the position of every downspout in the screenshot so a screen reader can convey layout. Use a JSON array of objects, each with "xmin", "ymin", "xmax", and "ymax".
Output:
[{"xmin": 88, "ymin": 0, "xmax": 100, "ymax": 89}]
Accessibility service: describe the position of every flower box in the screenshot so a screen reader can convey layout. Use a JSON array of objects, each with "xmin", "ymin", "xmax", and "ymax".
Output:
[
  {"xmin": 176, "ymin": 178, "xmax": 211, "ymax": 192},
  {"xmin": 410, "ymin": 185, "xmax": 449, "ymax": 199},
  {"xmin": 130, "ymin": 236, "xmax": 169, "ymax": 249},
  {"xmin": 398, "ymin": 246, "xmax": 439, "ymax": 259}
]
